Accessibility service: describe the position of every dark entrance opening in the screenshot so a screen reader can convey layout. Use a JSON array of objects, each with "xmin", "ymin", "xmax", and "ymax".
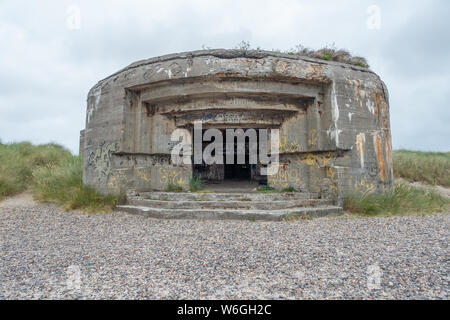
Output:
[
  {"xmin": 224, "ymin": 132, "xmax": 251, "ymax": 180},
  {"xmin": 192, "ymin": 128, "xmax": 267, "ymax": 185}
]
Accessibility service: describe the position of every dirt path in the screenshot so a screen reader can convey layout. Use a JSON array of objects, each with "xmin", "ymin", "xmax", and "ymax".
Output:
[
  {"xmin": 0, "ymin": 191, "xmax": 36, "ymax": 209},
  {"xmin": 396, "ymin": 178, "xmax": 450, "ymax": 199},
  {"xmin": 412, "ymin": 183, "xmax": 450, "ymax": 199}
]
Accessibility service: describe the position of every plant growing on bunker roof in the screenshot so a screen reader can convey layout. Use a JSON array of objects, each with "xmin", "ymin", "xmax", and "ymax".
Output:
[{"xmin": 228, "ymin": 41, "xmax": 370, "ymax": 68}]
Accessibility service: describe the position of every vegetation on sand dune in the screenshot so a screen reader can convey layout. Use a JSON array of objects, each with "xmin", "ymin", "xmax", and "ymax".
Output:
[
  {"xmin": 393, "ymin": 150, "xmax": 450, "ymax": 187},
  {"xmin": 0, "ymin": 142, "xmax": 121, "ymax": 212},
  {"xmin": 1, "ymin": 142, "xmax": 449, "ymax": 216},
  {"xmin": 344, "ymin": 150, "xmax": 450, "ymax": 216},
  {"xmin": 344, "ymin": 183, "xmax": 449, "ymax": 216}
]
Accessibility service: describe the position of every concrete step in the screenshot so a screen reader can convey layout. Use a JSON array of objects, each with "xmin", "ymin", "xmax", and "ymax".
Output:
[
  {"xmin": 127, "ymin": 197, "xmax": 333, "ymax": 210},
  {"xmin": 136, "ymin": 191, "xmax": 320, "ymax": 202},
  {"xmin": 116, "ymin": 205, "xmax": 343, "ymax": 221}
]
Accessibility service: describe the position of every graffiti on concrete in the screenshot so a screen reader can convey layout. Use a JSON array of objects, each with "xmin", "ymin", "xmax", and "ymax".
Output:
[
  {"xmin": 87, "ymin": 142, "xmax": 119, "ymax": 179},
  {"xmin": 268, "ymin": 165, "xmax": 303, "ymax": 189},
  {"xmin": 81, "ymin": 50, "xmax": 393, "ymax": 199},
  {"xmin": 159, "ymin": 167, "xmax": 188, "ymax": 186},
  {"xmin": 279, "ymin": 136, "xmax": 302, "ymax": 153}
]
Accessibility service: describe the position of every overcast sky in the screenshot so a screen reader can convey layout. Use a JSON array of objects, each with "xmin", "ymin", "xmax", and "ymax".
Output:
[{"xmin": 0, "ymin": 0, "xmax": 448, "ymax": 154}]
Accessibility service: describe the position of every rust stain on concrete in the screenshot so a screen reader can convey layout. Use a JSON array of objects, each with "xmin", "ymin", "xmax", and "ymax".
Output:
[
  {"xmin": 356, "ymin": 133, "xmax": 366, "ymax": 169},
  {"xmin": 81, "ymin": 49, "xmax": 393, "ymax": 199},
  {"xmin": 373, "ymin": 132, "xmax": 386, "ymax": 182}
]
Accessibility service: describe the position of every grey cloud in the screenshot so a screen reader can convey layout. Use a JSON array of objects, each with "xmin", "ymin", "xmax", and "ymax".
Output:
[{"xmin": 0, "ymin": 0, "xmax": 448, "ymax": 153}]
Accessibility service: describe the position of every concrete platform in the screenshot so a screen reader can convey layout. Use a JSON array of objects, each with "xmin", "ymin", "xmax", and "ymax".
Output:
[
  {"xmin": 116, "ymin": 191, "xmax": 343, "ymax": 221},
  {"xmin": 116, "ymin": 205, "xmax": 342, "ymax": 221},
  {"xmin": 203, "ymin": 180, "xmax": 260, "ymax": 193},
  {"xmin": 136, "ymin": 191, "xmax": 321, "ymax": 201}
]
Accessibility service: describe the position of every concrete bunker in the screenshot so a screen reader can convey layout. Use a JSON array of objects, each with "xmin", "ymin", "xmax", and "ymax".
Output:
[{"xmin": 80, "ymin": 49, "xmax": 393, "ymax": 202}]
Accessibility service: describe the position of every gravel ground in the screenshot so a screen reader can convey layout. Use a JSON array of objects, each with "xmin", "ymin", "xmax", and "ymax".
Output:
[{"xmin": 0, "ymin": 196, "xmax": 448, "ymax": 300}]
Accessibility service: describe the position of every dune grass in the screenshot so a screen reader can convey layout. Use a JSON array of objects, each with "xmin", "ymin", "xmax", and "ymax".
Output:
[
  {"xmin": 0, "ymin": 142, "xmax": 71, "ymax": 199},
  {"xmin": 344, "ymin": 150, "xmax": 450, "ymax": 216},
  {"xmin": 344, "ymin": 183, "xmax": 449, "ymax": 216},
  {"xmin": 1, "ymin": 142, "xmax": 449, "ymax": 216},
  {"xmin": 32, "ymin": 156, "xmax": 121, "ymax": 212},
  {"xmin": 0, "ymin": 142, "xmax": 120, "ymax": 212},
  {"xmin": 393, "ymin": 150, "xmax": 450, "ymax": 187}
]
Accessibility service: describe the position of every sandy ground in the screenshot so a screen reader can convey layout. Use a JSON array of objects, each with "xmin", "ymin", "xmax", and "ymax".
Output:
[
  {"xmin": 395, "ymin": 178, "xmax": 450, "ymax": 199},
  {"xmin": 412, "ymin": 183, "xmax": 450, "ymax": 199},
  {"xmin": 0, "ymin": 191, "xmax": 35, "ymax": 209}
]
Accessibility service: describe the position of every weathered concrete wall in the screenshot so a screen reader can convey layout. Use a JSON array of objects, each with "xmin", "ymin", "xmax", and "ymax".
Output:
[
  {"xmin": 81, "ymin": 49, "xmax": 393, "ymax": 200},
  {"xmin": 79, "ymin": 129, "xmax": 85, "ymax": 156}
]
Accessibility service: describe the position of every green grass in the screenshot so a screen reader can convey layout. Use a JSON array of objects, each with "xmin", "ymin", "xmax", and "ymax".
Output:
[
  {"xmin": 166, "ymin": 184, "xmax": 185, "ymax": 192},
  {"xmin": 344, "ymin": 150, "xmax": 450, "ymax": 216},
  {"xmin": 281, "ymin": 186, "xmax": 298, "ymax": 193},
  {"xmin": 344, "ymin": 183, "xmax": 449, "ymax": 216},
  {"xmin": 1, "ymin": 142, "xmax": 449, "ymax": 216},
  {"xmin": 0, "ymin": 142, "xmax": 71, "ymax": 199},
  {"xmin": 257, "ymin": 185, "xmax": 278, "ymax": 193},
  {"xmin": 257, "ymin": 185, "xmax": 298, "ymax": 193},
  {"xmin": 0, "ymin": 142, "xmax": 121, "ymax": 212},
  {"xmin": 189, "ymin": 177, "xmax": 205, "ymax": 192},
  {"xmin": 393, "ymin": 150, "xmax": 450, "ymax": 187}
]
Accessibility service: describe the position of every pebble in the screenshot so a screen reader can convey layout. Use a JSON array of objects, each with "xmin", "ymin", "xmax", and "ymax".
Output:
[{"xmin": 0, "ymin": 202, "xmax": 448, "ymax": 299}]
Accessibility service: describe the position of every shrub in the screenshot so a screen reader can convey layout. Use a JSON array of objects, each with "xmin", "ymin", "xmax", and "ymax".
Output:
[
  {"xmin": 294, "ymin": 44, "xmax": 369, "ymax": 67},
  {"xmin": 227, "ymin": 42, "xmax": 371, "ymax": 68}
]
